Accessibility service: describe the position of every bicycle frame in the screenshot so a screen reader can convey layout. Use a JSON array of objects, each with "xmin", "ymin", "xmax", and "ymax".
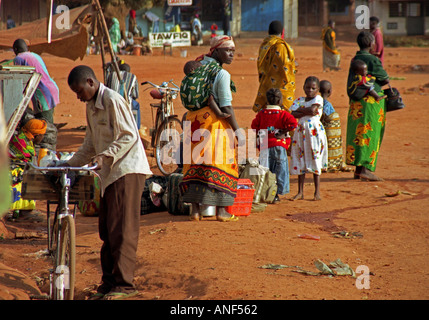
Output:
[
  {"xmin": 142, "ymin": 80, "xmax": 182, "ymax": 175},
  {"xmin": 27, "ymin": 162, "xmax": 99, "ymax": 300},
  {"xmin": 141, "ymin": 80, "xmax": 180, "ymax": 147}
]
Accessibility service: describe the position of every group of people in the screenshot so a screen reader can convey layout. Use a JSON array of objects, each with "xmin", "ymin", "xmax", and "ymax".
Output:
[
  {"xmin": 179, "ymin": 16, "xmax": 390, "ymax": 222},
  {"xmin": 321, "ymin": 16, "xmax": 384, "ymax": 72},
  {"xmin": 250, "ymin": 19, "xmax": 389, "ymax": 203},
  {"xmin": 4, "ymin": 13, "xmax": 390, "ymax": 300}
]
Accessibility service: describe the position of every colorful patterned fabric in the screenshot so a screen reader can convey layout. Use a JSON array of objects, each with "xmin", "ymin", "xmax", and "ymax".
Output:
[
  {"xmin": 180, "ymin": 106, "xmax": 238, "ymax": 198},
  {"xmin": 9, "ymin": 166, "xmax": 35, "ymax": 211},
  {"xmin": 180, "ymin": 61, "xmax": 236, "ymax": 111},
  {"xmin": 347, "ymin": 73, "xmax": 376, "ymax": 101},
  {"xmin": 321, "ymin": 110, "xmax": 344, "ymax": 170},
  {"xmin": 14, "ymin": 52, "xmax": 60, "ymax": 112},
  {"xmin": 346, "ymin": 51, "xmax": 389, "ymax": 171},
  {"xmin": 8, "ymin": 130, "xmax": 35, "ymax": 163},
  {"xmin": 253, "ymin": 35, "xmax": 296, "ymax": 112},
  {"xmin": 290, "ymin": 95, "xmax": 328, "ymax": 175}
]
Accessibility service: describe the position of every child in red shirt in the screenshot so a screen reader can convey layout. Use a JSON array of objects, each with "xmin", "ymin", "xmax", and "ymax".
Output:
[{"xmin": 251, "ymin": 88, "xmax": 297, "ymax": 203}]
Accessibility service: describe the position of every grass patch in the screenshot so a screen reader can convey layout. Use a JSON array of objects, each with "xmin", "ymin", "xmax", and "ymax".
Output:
[{"xmin": 384, "ymin": 35, "xmax": 429, "ymax": 47}]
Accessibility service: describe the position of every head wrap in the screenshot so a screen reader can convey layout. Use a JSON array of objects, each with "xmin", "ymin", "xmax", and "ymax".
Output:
[
  {"xmin": 196, "ymin": 36, "xmax": 235, "ymax": 61},
  {"xmin": 22, "ymin": 119, "xmax": 47, "ymax": 140},
  {"xmin": 130, "ymin": 10, "xmax": 136, "ymax": 19}
]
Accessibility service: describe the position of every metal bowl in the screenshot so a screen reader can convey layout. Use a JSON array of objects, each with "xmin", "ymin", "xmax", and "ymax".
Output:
[{"xmin": 199, "ymin": 204, "xmax": 216, "ymax": 217}]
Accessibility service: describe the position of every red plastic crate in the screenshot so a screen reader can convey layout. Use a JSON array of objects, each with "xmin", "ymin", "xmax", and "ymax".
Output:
[{"xmin": 225, "ymin": 179, "xmax": 254, "ymax": 216}]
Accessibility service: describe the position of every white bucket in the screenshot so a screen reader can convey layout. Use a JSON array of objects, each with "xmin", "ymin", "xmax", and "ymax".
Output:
[{"xmin": 180, "ymin": 49, "xmax": 187, "ymax": 58}]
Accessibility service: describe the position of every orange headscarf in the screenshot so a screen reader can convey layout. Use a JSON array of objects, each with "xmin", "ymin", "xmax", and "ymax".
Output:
[{"xmin": 22, "ymin": 119, "xmax": 47, "ymax": 140}]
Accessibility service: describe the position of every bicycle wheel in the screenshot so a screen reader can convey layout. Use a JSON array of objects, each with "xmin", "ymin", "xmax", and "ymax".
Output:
[
  {"xmin": 155, "ymin": 117, "xmax": 183, "ymax": 175},
  {"xmin": 53, "ymin": 214, "xmax": 76, "ymax": 300}
]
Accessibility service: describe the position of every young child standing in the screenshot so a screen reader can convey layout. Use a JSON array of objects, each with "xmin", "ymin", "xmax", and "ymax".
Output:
[
  {"xmin": 319, "ymin": 80, "xmax": 350, "ymax": 172},
  {"xmin": 290, "ymin": 76, "xmax": 328, "ymax": 201},
  {"xmin": 251, "ymin": 88, "xmax": 298, "ymax": 203}
]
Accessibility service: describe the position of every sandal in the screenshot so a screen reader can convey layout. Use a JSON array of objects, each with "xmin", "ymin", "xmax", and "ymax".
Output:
[
  {"xmin": 102, "ymin": 290, "xmax": 139, "ymax": 300},
  {"xmin": 216, "ymin": 214, "xmax": 239, "ymax": 222},
  {"xmin": 88, "ymin": 292, "xmax": 105, "ymax": 300}
]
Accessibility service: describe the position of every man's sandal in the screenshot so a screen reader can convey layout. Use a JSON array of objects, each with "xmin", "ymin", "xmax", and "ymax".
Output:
[
  {"xmin": 88, "ymin": 292, "xmax": 105, "ymax": 300},
  {"xmin": 102, "ymin": 290, "xmax": 139, "ymax": 300}
]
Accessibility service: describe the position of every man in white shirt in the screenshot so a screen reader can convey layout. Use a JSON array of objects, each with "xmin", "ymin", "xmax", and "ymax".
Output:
[
  {"xmin": 144, "ymin": 11, "xmax": 159, "ymax": 33},
  {"xmin": 67, "ymin": 65, "xmax": 152, "ymax": 300}
]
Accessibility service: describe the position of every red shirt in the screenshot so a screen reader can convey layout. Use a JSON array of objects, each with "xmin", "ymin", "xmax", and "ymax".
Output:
[
  {"xmin": 251, "ymin": 105, "xmax": 298, "ymax": 150},
  {"xmin": 371, "ymin": 28, "xmax": 384, "ymax": 65}
]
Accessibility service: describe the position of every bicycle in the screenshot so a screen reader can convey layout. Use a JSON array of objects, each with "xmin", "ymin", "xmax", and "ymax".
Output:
[
  {"xmin": 141, "ymin": 80, "xmax": 183, "ymax": 176},
  {"xmin": 22, "ymin": 162, "xmax": 99, "ymax": 300}
]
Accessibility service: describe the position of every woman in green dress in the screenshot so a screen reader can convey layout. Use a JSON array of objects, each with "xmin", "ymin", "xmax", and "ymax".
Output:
[{"xmin": 345, "ymin": 31, "xmax": 389, "ymax": 181}]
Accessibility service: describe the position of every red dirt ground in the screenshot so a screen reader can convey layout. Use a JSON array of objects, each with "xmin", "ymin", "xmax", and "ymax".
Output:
[{"xmin": 1, "ymin": 34, "xmax": 429, "ymax": 303}]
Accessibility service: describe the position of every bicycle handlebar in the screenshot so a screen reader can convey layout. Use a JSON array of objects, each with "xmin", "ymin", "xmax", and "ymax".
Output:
[
  {"xmin": 27, "ymin": 162, "xmax": 99, "ymax": 173},
  {"xmin": 141, "ymin": 80, "xmax": 179, "ymax": 92}
]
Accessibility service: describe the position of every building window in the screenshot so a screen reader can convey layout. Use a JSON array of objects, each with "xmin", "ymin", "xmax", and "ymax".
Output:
[
  {"xmin": 387, "ymin": 22, "xmax": 398, "ymax": 30},
  {"xmin": 389, "ymin": 2, "xmax": 407, "ymax": 17},
  {"xmin": 328, "ymin": 0, "xmax": 349, "ymax": 14}
]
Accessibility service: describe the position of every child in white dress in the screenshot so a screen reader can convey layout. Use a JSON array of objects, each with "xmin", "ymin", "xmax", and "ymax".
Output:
[{"xmin": 290, "ymin": 76, "xmax": 328, "ymax": 201}]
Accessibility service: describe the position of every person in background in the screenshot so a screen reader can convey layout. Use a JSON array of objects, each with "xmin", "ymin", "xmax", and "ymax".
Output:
[
  {"xmin": 321, "ymin": 20, "xmax": 341, "ymax": 72},
  {"xmin": 253, "ymin": 20, "xmax": 297, "ymax": 113},
  {"xmin": 346, "ymin": 31, "xmax": 389, "ymax": 181},
  {"xmin": 105, "ymin": 63, "xmax": 141, "ymax": 129},
  {"xmin": 7, "ymin": 15, "xmax": 16, "ymax": 29},
  {"xmin": 319, "ymin": 80, "xmax": 350, "ymax": 172},
  {"xmin": 109, "ymin": 18, "xmax": 121, "ymax": 53},
  {"xmin": 8, "ymin": 119, "xmax": 47, "ymax": 217},
  {"xmin": 192, "ymin": 14, "xmax": 203, "ymax": 45},
  {"xmin": 144, "ymin": 11, "xmax": 160, "ymax": 33},
  {"xmin": 128, "ymin": 9, "xmax": 138, "ymax": 36},
  {"xmin": 369, "ymin": 16, "xmax": 384, "ymax": 66},
  {"xmin": 211, "ymin": 22, "xmax": 218, "ymax": 38},
  {"xmin": 13, "ymin": 39, "xmax": 60, "ymax": 125}
]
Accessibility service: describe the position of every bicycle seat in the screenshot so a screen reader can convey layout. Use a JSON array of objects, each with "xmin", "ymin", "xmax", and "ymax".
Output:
[{"xmin": 150, "ymin": 89, "xmax": 164, "ymax": 100}]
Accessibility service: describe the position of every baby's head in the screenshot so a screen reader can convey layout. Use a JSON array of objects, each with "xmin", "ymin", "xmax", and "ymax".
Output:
[
  {"xmin": 266, "ymin": 88, "xmax": 283, "ymax": 106},
  {"xmin": 351, "ymin": 59, "xmax": 368, "ymax": 77},
  {"xmin": 319, "ymin": 80, "xmax": 332, "ymax": 98},
  {"xmin": 184, "ymin": 60, "xmax": 203, "ymax": 75}
]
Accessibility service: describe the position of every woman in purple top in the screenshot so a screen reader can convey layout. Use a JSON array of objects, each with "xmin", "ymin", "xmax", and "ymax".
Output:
[{"xmin": 13, "ymin": 39, "xmax": 60, "ymax": 124}]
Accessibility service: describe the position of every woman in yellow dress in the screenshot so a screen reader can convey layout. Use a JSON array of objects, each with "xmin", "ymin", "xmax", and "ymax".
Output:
[{"xmin": 253, "ymin": 20, "xmax": 297, "ymax": 113}]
